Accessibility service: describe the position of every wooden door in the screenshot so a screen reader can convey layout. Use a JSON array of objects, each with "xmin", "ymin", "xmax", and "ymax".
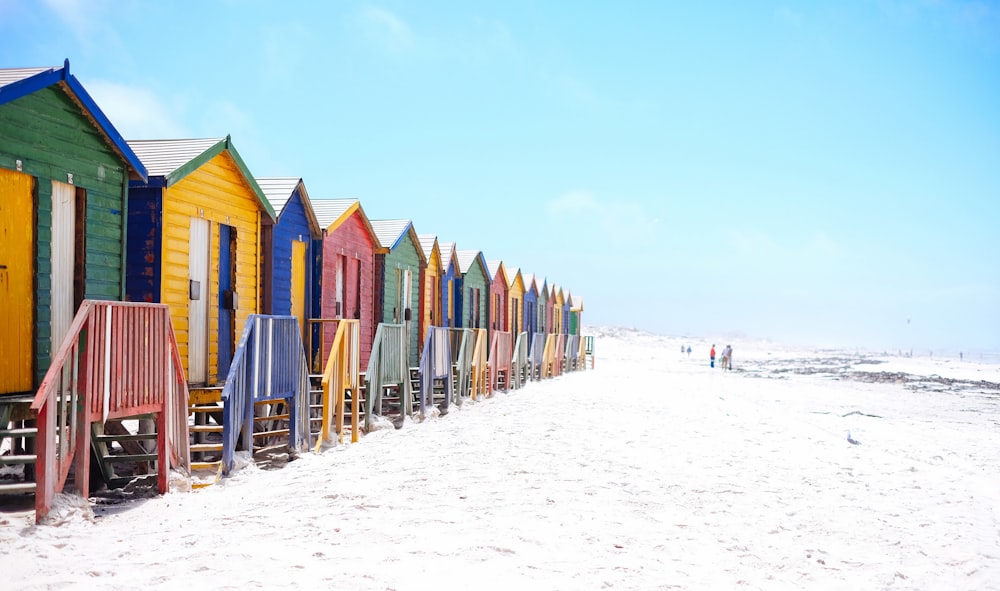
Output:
[
  {"xmin": 0, "ymin": 169, "xmax": 34, "ymax": 393},
  {"xmin": 290, "ymin": 239, "xmax": 306, "ymax": 336},
  {"xmin": 217, "ymin": 224, "xmax": 236, "ymax": 379},
  {"xmin": 50, "ymin": 181, "xmax": 76, "ymax": 360},
  {"xmin": 188, "ymin": 217, "xmax": 210, "ymax": 384}
]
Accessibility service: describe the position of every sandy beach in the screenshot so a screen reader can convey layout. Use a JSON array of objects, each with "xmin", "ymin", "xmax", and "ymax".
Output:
[{"xmin": 2, "ymin": 327, "xmax": 998, "ymax": 590}]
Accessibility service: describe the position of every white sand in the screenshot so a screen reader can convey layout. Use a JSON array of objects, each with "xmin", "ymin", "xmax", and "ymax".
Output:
[{"xmin": 1, "ymin": 327, "xmax": 998, "ymax": 590}]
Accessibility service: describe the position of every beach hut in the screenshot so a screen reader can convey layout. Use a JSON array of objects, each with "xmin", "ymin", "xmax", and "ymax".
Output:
[
  {"xmin": 257, "ymin": 177, "xmax": 322, "ymax": 336},
  {"xmin": 561, "ymin": 288, "xmax": 572, "ymax": 335},
  {"xmin": 126, "ymin": 136, "xmax": 275, "ymax": 387},
  {"xmin": 0, "ymin": 64, "xmax": 193, "ymax": 514},
  {"xmin": 370, "ymin": 219, "xmax": 426, "ymax": 368},
  {"xmin": 311, "ymin": 199, "xmax": 382, "ymax": 371},
  {"xmin": 552, "ymin": 285, "xmax": 565, "ymax": 335},
  {"xmin": 439, "ymin": 241, "xmax": 460, "ymax": 328},
  {"xmin": 485, "ymin": 260, "xmax": 511, "ymax": 391},
  {"xmin": 507, "ymin": 267, "xmax": 525, "ymax": 336},
  {"xmin": 417, "ymin": 235, "xmax": 443, "ymax": 353},
  {"xmin": 538, "ymin": 278, "xmax": 550, "ymax": 335},
  {"xmin": 0, "ymin": 62, "xmax": 146, "ymax": 395},
  {"xmin": 486, "ymin": 260, "xmax": 508, "ymax": 340},
  {"xmin": 456, "ymin": 250, "xmax": 489, "ymax": 331},
  {"xmin": 570, "ymin": 294, "xmax": 584, "ymax": 336},
  {"xmin": 522, "ymin": 273, "xmax": 538, "ymax": 340}
]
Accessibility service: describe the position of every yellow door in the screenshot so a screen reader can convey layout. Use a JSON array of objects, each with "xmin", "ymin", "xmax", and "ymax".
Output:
[
  {"xmin": 290, "ymin": 240, "xmax": 306, "ymax": 337},
  {"xmin": 0, "ymin": 168, "xmax": 35, "ymax": 393}
]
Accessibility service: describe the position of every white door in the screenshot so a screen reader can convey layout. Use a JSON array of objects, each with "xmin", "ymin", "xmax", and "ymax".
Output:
[
  {"xmin": 188, "ymin": 217, "xmax": 210, "ymax": 384},
  {"xmin": 50, "ymin": 181, "xmax": 75, "ymax": 356}
]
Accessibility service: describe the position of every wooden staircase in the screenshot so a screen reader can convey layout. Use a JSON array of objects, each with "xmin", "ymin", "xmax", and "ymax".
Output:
[
  {"xmin": 187, "ymin": 387, "xmax": 224, "ymax": 487},
  {"xmin": 0, "ymin": 395, "xmax": 37, "ymax": 497}
]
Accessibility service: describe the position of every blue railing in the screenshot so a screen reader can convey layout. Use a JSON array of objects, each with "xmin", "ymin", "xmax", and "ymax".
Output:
[
  {"xmin": 418, "ymin": 327, "xmax": 453, "ymax": 416},
  {"xmin": 220, "ymin": 315, "xmax": 310, "ymax": 475}
]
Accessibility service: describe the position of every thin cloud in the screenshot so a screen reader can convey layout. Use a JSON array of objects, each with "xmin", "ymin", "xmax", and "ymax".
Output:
[
  {"xmin": 87, "ymin": 80, "xmax": 188, "ymax": 140},
  {"xmin": 360, "ymin": 6, "xmax": 414, "ymax": 52},
  {"xmin": 546, "ymin": 190, "xmax": 601, "ymax": 215}
]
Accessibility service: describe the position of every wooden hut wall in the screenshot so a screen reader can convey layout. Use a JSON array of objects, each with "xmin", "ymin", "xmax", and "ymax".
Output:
[
  {"xmin": 320, "ymin": 211, "xmax": 377, "ymax": 369},
  {"xmin": 508, "ymin": 270, "xmax": 524, "ymax": 336},
  {"xmin": 1, "ymin": 84, "xmax": 132, "ymax": 389},
  {"xmin": 151, "ymin": 152, "xmax": 263, "ymax": 385},
  {"xmin": 269, "ymin": 187, "xmax": 313, "ymax": 334},
  {"xmin": 537, "ymin": 281, "xmax": 549, "ymax": 334},
  {"xmin": 457, "ymin": 262, "xmax": 488, "ymax": 330},
  {"xmin": 375, "ymin": 229, "xmax": 423, "ymax": 366},
  {"xmin": 487, "ymin": 262, "xmax": 508, "ymax": 344},
  {"xmin": 439, "ymin": 246, "xmax": 459, "ymax": 329},
  {"xmin": 522, "ymin": 278, "xmax": 538, "ymax": 340},
  {"xmin": 418, "ymin": 238, "xmax": 441, "ymax": 355}
]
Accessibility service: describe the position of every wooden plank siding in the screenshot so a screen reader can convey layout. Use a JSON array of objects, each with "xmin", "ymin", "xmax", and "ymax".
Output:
[
  {"xmin": 522, "ymin": 273, "xmax": 538, "ymax": 341},
  {"xmin": 257, "ymin": 178, "xmax": 320, "ymax": 335},
  {"xmin": 371, "ymin": 220, "xmax": 425, "ymax": 368},
  {"xmin": 1, "ymin": 81, "xmax": 136, "ymax": 388},
  {"xmin": 507, "ymin": 267, "xmax": 525, "ymax": 337},
  {"xmin": 417, "ymin": 235, "xmax": 442, "ymax": 357},
  {"xmin": 537, "ymin": 279, "xmax": 549, "ymax": 335},
  {"xmin": 126, "ymin": 137, "xmax": 271, "ymax": 387},
  {"xmin": 439, "ymin": 242, "xmax": 459, "ymax": 329},
  {"xmin": 456, "ymin": 250, "xmax": 489, "ymax": 333},
  {"xmin": 486, "ymin": 260, "xmax": 508, "ymax": 348},
  {"xmin": 316, "ymin": 203, "xmax": 380, "ymax": 370}
]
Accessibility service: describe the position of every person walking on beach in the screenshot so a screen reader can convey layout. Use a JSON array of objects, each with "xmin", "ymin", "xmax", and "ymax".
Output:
[
  {"xmin": 710, "ymin": 345, "xmax": 716, "ymax": 368},
  {"xmin": 723, "ymin": 345, "xmax": 733, "ymax": 370}
]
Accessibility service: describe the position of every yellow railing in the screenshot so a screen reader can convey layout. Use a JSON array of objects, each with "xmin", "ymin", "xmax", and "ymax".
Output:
[{"xmin": 315, "ymin": 320, "xmax": 361, "ymax": 449}]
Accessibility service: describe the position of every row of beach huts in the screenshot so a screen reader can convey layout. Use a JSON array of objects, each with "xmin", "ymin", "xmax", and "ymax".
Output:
[{"xmin": 0, "ymin": 61, "xmax": 593, "ymax": 522}]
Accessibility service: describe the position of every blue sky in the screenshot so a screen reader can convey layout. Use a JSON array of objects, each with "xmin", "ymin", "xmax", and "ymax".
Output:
[{"xmin": 2, "ymin": 0, "xmax": 998, "ymax": 352}]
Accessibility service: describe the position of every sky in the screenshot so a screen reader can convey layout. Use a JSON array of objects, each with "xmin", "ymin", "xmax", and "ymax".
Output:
[{"xmin": 1, "ymin": 0, "xmax": 998, "ymax": 352}]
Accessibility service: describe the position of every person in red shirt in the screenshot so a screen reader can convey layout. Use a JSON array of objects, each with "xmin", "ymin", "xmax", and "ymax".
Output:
[{"xmin": 710, "ymin": 345, "xmax": 716, "ymax": 368}]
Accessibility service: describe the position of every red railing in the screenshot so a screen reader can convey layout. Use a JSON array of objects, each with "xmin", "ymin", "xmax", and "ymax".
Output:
[
  {"xmin": 489, "ymin": 331, "xmax": 512, "ymax": 392},
  {"xmin": 30, "ymin": 300, "xmax": 189, "ymax": 523}
]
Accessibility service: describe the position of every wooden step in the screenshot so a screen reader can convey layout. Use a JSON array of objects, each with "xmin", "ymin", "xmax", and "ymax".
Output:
[
  {"xmin": 252, "ymin": 428, "xmax": 290, "ymax": 439},
  {"xmin": 190, "ymin": 443, "xmax": 223, "ymax": 454},
  {"xmin": 254, "ymin": 413, "xmax": 289, "ymax": 422},
  {"xmin": 190, "ymin": 460, "xmax": 221, "ymax": 471},
  {"xmin": 189, "ymin": 424, "xmax": 223, "ymax": 433},
  {"xmin": 0, "ymin": 482, "xmax": 37, "ymax": 494},
  {"xmin": 94, "ymin": 432, "xmax": 157, "ymax": 443},
  {"xmin": 189, "ymin": 404, "xmax": 223, "ymax": 413},
  {"xmin": 0, "ymin": 427, "xmax": 37, "ymax": 438},
  {"xmin": 0, "ymin": 454, "xmax": 37, "ymax": 465},
  {"xmin": 103, "ymin": 453, "xmax": 157, "ymax": 463}
]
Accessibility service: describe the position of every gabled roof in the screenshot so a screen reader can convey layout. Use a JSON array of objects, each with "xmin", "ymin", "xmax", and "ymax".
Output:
[
  {"xmin": 417, "ymin": 234, "xmax": 441, "ymax": 267},
  {"xmin": 570, "ymin": 294, "xmax": 585, "ymax": 311},
  {"xmin": 508, "ymin": 267, "xmax": 524, "ymax": 291},
  {"xmin": 311, "ymin": 198, "xmax": 386, "ymax": 252},
  {"xmin": 257, "ymin": 176, "xmax": 322, "ymax": 237},
  {"xmin": 457, "ymin": 249, "xmax": 490, "ymax": 281},
  {"xmin": 522, "ymin": 273, "xmax": 537, "ymax": 295},
  {"xmin": 370, "ymin": 219, "xmax": 427, "ymax": 265},
  {"xmin": 439, "ymin": 241, "xmax": 458, "ymax": 274},
  {"xmin": 127, "ymin": 136, "xmax": 275, "ymax": 220},
  {"xmin": 0, "ymin": 60, "xmax": 147, "ymax": 181},
  {"xmin": 486, "ymin": 259, "xmax": 507, "ymax": 288}
]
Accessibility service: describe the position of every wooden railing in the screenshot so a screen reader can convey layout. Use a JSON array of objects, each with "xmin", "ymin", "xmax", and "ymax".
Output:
[
  {"xmin": 470, "ymin": 328, "xmax": 490, "ymax": 400},
  {"xmin": 449, "ymin": 328, "xmax": 474, "ymax": 405},
  {"xmin": 489, "ymin": 331, "xmax": 513, "ymax": 392},
  {"xmin": 511, "ymin": 331, "xmax": 529, "ymax": 390},
  {"xmin": 541, "ymin": 334, "xmax": 557, "ymax": 379},
  {"xmin": 364, "ymin": 323, "xmax": 410, "ymax": 430},
  {"xmin": 315, "ymin": 320, "xmax": 360, "ymax": 449},
  {"xmin": 584, "ymin": 335, "xmax": 595, "ymax": 369},
  {"xmin": 553, "ymin": 333, "xmax": 566, "ymax": 377},
  {"xmin": 418, "ymin": 327, "xmax": 453, "ymax": 416},
  {"xmin": 220, "ymin": 315, "xmax": 310, "ymax": 476},
  {"xmin": 30, "ymin": 300, "xmax": 189, "ymax": 523},
  {"xmin": 529, "ymin": 333, "xmax": 546, "ymax": 381}
]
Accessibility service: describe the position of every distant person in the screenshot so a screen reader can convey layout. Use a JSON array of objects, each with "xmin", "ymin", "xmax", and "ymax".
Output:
[
  {"xmin": 710, "ymin": 345, "xmax": 716, "ymax": 368},
  {"xmin": 681, "ymin": 345, "xmax": 685, "ymax": 354},
  {"xmin": 960, "ymin": 352, "xmax": 963, "ymax": 362},
  {"xmin": 723, "ymin": 345, "xmax": 733, "ymax": 370},
  {"xmin": 687, "ymin": 346, "xmax": 691, "ymax": 356}
]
